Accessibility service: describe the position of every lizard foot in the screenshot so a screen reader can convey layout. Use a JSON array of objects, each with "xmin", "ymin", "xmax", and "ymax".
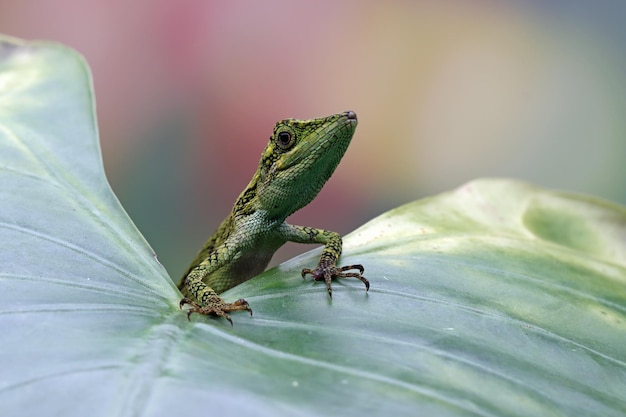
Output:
[
  {"xmin": 179, "ymin": 296, "xmax": 252, "ymax": 325},
  {"xmin": 301, "ymin": 264, "xmax": 369, "ymax": 298}
]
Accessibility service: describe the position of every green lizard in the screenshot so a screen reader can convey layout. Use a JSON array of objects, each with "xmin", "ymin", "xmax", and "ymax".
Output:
[{"xmin": 178, "ymin": 110, "xmax": 369, "ymax": 324}]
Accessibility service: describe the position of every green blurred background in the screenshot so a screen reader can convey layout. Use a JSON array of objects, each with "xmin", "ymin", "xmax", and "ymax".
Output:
[{"xmin": 2, "ymin": 0, "xmax": 625, "ymax": 279}]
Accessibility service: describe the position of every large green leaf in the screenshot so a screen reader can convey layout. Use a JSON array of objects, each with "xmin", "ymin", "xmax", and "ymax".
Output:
[{"xmin": 1, "ymin": 36, "xmax": 625, "ymax": 417}]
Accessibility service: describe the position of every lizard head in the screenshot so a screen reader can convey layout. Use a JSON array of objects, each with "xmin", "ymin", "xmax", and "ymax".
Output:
[{"xmin": 256, "ymin": 111, "xmax": 358, "ymax": 218}]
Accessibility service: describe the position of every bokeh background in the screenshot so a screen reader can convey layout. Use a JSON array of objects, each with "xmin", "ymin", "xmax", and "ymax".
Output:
[{"xmin": 2, "ymin": 0, "xmax": 625, "ymax": 279}]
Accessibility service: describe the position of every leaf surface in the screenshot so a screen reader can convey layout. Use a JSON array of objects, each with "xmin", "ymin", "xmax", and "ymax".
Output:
[{"xmin": 1, "ymin": 37, "xmax": 625, "ymax": 417}]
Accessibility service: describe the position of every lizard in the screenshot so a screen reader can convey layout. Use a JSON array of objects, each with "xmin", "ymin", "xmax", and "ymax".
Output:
[{"xmin": 177, "ymin": 110, "xmax": 369, "ymax": 324}]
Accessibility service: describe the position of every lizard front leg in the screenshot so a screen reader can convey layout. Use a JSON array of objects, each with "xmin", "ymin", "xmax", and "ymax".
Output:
[
  {"xmin": 180, "ymin": 272, "xmax": 251, "ymax": 325},
  {"xmin": 279, "ymin": 224, "xmax": 369, "ymax": 297},
  {"xmin": 180, "ymin": 243, "xmax": 253, "ymax": 325}
]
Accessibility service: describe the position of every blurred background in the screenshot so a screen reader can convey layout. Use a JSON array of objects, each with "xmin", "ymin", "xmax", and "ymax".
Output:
[{"xmin": 2, "ymin": 0, "xmax": 625, "ymax": 278}]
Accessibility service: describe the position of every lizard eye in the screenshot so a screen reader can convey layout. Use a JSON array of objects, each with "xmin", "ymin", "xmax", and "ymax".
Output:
[{"xmin": 276, "ymin": 131, "xmax": 294, "ymax": 149}]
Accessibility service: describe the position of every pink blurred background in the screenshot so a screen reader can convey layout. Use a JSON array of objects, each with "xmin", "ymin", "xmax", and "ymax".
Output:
[{"xmin": 2, "ymin": 0, "xmax": 625, "ymax": 277}]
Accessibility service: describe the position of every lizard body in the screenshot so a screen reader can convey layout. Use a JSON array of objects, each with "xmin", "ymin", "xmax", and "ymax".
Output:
[{"xmin": 178, "ymin": 111, "xmax": 368, "ymax": 323}]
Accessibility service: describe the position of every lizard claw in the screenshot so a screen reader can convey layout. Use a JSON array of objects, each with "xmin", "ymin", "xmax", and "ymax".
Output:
[
  {"xmin": 301, "ymin": 264, "xmax": 369, "ymax": 298},
  {"xmin": 180, "ymin": 296, "xmax": 252, "ymax": 325}
]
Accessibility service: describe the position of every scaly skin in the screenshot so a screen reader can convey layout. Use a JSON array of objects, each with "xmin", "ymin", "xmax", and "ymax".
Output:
[{"xmin": 178, "ymin": 111, "xmax": 368, "ymax": 324}]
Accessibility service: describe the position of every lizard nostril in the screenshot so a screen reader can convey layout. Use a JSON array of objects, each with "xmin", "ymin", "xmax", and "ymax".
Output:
[{"xmin": 344, "ymin": 111, "xmax": 357, "ymax": 120}]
